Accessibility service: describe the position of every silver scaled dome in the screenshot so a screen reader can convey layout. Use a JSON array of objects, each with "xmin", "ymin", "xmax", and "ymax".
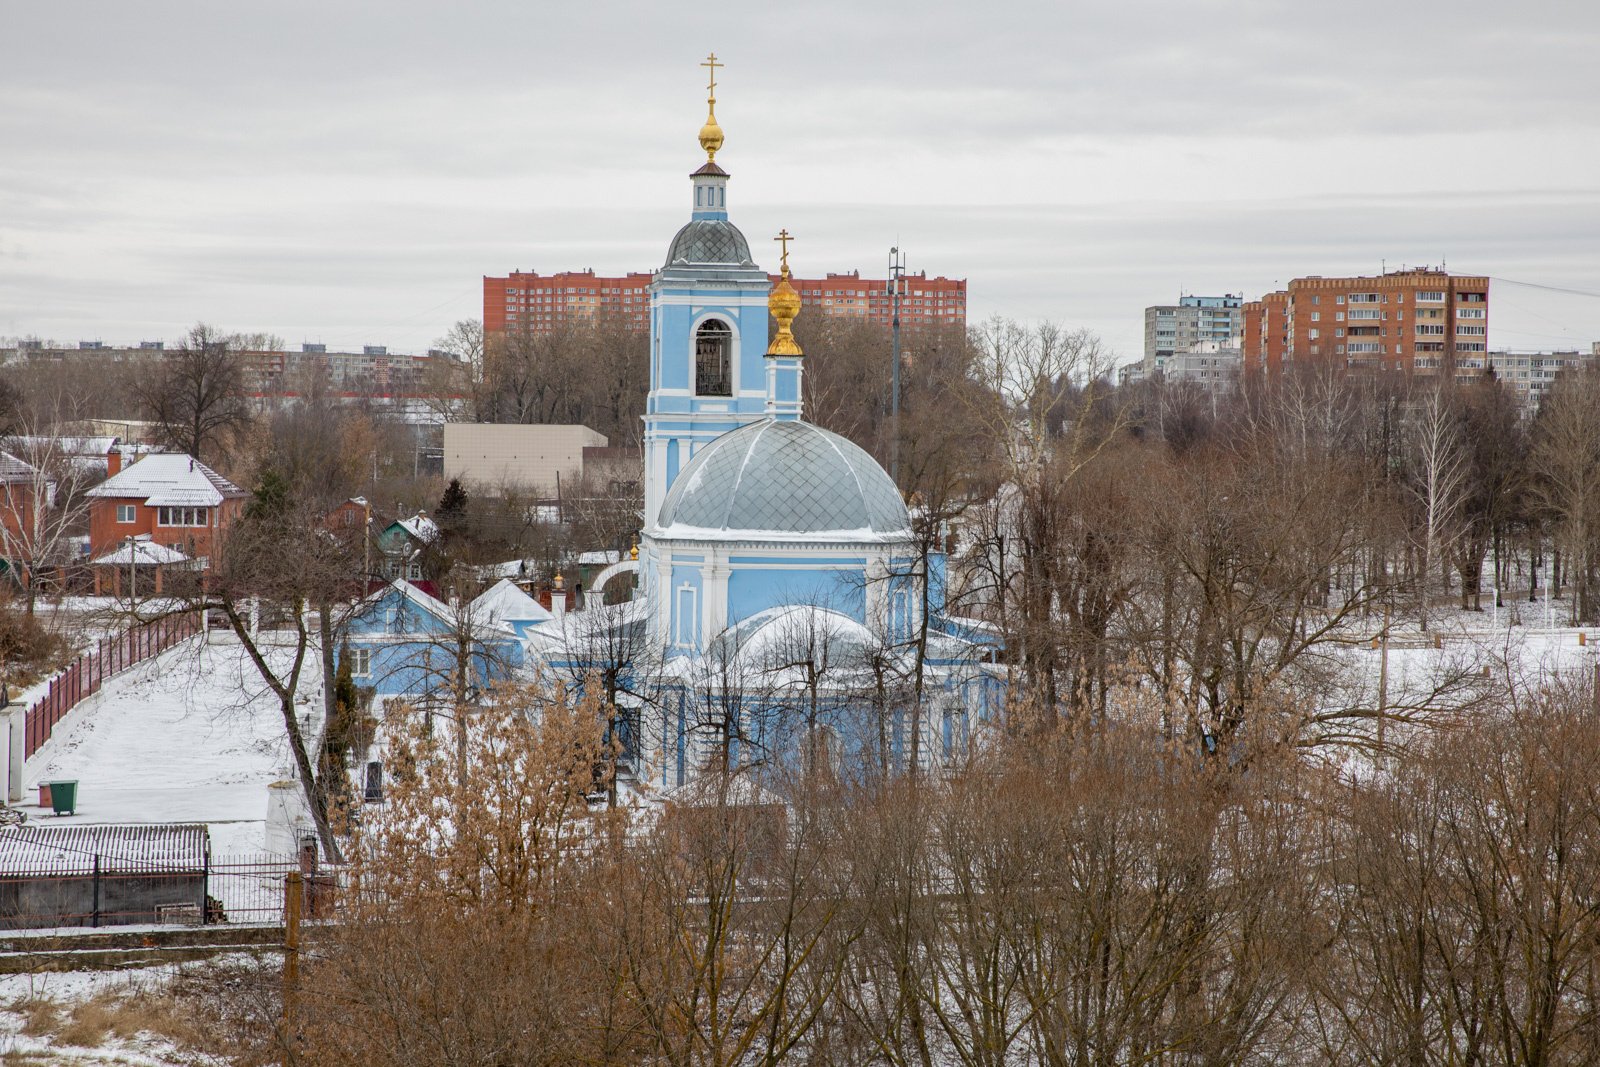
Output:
[
  {"xmin": 664, "ymin": 219, "xmax": 754, "ymax": 267},
  {"xmin": 657, "ymin": 420, "xmax": 910, "ymax": 538}
]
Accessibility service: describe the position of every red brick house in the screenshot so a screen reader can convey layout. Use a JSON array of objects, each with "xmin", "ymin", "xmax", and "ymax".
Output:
[
  {"xmin": 85, "ymin": 454, "xmax": 247, "ymax": 566},
  {"xmin": 0, "ymin": 451, "xmax": 49, "ymax": 552}
]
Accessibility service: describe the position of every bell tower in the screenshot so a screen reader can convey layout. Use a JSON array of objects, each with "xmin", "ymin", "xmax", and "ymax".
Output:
[{"xmin": 643, "ymin": 55, "xmax": 775, "ymax": 530}]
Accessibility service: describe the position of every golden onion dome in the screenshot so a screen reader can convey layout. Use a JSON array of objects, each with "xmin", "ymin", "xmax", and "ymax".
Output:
[
  {"xmin": 699, "ymin": 117, "xmax": 724, "ymax": 161},
  {"xmin": 767, "ymin": 228, "xmax": 803, "ymax": 357}
]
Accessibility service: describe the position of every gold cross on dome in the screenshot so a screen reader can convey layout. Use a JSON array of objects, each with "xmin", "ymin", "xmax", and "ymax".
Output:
[
  {"xmin": 774, "ymin": 228, "xmax": 793, "ymax": 274},
  {"xmin": 701, "ymin": 52, "xmax": 722, "ymax": 100}
]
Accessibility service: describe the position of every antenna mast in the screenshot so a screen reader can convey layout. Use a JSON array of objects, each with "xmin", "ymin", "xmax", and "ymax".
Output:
[{"xmin": 888, "ymin": 246, "xmax": 906, "ymax": 486}]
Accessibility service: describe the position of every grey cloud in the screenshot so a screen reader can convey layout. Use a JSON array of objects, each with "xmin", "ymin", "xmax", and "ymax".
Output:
[{"xmin": 2, "ymin": 1, "xmax": 1597, "ymax": 358}]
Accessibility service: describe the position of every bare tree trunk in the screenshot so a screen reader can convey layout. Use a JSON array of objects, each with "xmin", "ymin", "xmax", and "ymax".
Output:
[{"xmin": 223, "ymin": 598, "xmax": 343, "ymax": 863}]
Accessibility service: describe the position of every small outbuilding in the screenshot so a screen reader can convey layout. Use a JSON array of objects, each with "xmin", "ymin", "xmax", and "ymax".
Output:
[{"xmin": 0, "ymin": 823, "xmax": 211, "ymax": 929}]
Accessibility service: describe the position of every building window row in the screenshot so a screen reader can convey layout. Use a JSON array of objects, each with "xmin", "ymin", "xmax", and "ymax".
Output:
[{"xmin": 157, "ymin": 506, "xmax": 210, "ymax": 527}]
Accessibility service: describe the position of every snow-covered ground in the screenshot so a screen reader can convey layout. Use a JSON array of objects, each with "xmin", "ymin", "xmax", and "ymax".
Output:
[
  {"xmin": 0, "ymin": 956, "xmax": 257, "ymax": 1065},
  {"xmin": 21, "ymin": 632, "xmax": 324, "ymax": 857},
  {"xmin": 10, "ymin": 597, "xmax": 1598, "ymax": 859}
]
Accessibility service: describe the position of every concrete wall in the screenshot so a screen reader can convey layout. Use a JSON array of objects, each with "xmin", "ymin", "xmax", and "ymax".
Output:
[{"xmin": 443, "ymin": 423, "xmax": 607, "ymax": 497}]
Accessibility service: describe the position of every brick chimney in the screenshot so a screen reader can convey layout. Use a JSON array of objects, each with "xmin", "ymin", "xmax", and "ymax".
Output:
[{"xmin": 106, "ymin": 447, "xmax": 122, "ymax": 477}]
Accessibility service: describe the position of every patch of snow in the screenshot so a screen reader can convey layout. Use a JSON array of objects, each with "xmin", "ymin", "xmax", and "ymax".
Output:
[{"xmin": 21, "ymin": 635, "xmax": 322, "ymax": 856}]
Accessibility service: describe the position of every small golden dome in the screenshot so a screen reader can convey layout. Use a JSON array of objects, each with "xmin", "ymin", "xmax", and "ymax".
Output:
[{"xmin": 699, "ymin": 117, "xmax": 724, "ymax": 161}]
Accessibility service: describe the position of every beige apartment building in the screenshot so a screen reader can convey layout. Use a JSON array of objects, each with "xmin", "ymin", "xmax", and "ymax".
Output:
[{"xmin": 443, "ymin": 424, "xmax": 608, "ymax": 497}]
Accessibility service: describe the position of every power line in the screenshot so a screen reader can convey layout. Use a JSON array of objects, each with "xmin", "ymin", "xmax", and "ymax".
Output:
[{"xmin": 1482, "ymin": 276, "xmax": 1600, "ymax": 300}]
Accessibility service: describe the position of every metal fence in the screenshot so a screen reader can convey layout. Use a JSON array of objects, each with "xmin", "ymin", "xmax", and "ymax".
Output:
[
  {"xmin": 25, "ymin": 612, "xmax": 201, "ymax": 757},
  {"xmin": 0, "ymin": 847, "xmax": 341, "ymax": 930},
  {"xmin": 209, "ymin": 851, "xmax": 340, "ymax": 925}
]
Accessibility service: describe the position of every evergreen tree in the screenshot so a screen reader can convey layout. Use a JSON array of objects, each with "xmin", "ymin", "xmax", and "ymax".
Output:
[
  {"xmin": 246, "ymin": 467, "xmax": 292, "ymax": 523},
  {"xmin": 437, "ymin": 477, "xmax": 468, "ymax": 537}
]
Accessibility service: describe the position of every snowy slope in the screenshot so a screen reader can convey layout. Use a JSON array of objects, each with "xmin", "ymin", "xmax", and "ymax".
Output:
[{"xmin": 22, "ymin": 633, "xmax": 324, "ymax": 853}]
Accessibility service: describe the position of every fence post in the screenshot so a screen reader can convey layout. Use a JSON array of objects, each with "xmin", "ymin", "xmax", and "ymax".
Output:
[
  {"xmin": 92, "ymin": 854, "xmax": 101, "ymax": 928},
  {"xmin": 283, "ymin": 870, "xmax": 304, "ymax": 1026}
]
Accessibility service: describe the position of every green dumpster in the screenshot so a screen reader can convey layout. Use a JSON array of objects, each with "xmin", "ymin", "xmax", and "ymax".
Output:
[{"xmin": 46, "ymin": 780, "xmax": 77, "ymax": 816}]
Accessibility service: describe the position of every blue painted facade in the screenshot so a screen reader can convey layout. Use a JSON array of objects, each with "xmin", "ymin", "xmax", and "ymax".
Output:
[
  {"xmin": 641, "ymin": 162, "xmax": 776, "ymax": 529},
  {"xmin": 516, "ymin": 102, "xmax": 1011, "ymax": 790},
  {"xmin": 340, "ymin": 580, "xmax": 523, "ymax": 699}
]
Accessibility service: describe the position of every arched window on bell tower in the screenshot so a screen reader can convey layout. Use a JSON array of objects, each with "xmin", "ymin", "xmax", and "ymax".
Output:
[{"xmin": 695, "ymin": 318, "xmax": 732, "ymax": 396}]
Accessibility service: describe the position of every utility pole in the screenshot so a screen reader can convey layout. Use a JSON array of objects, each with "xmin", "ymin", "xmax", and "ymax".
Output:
[{"xmin": 888, "ymin": 246, "xmax": 906, "ymax": 486}]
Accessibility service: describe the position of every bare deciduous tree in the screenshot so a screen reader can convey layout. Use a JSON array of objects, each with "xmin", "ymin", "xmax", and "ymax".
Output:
[{"xmin": 135, "ymin": 322, "xmax": 253, "ymax": 466}]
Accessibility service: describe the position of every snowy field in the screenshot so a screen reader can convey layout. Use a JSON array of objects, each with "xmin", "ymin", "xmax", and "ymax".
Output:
[
  {"xmin": 21, "ymin": 632, "xmax": 323, "ymax": 857},
  {"xmin": 0, "ymin": 956, "xmax": 258, "ymax": 1065}
]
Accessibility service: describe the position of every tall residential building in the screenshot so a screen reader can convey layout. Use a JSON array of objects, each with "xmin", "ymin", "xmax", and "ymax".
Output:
[
  {"xmin": 1480, "ymin": 348, "xmax": 1600, "ymax": 413},
  {"xmin": 1143, "ymin": 294, "xmax": 1243, "ymax": 373},
  {"xmin": 484, "ymin": 268, "xmax": 966, "ymax": 336},
  {"xmin": 1241, "ymin": 268, "xmax": 1490, "ymax": 374}
]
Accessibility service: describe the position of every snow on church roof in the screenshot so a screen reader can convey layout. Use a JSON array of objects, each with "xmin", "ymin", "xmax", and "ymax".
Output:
[
  {"xmin": 655, "ymin": 418, "xmax": 911, "ymax": 540},
  {"xmin": 86, "ymin": 453, "xmax": 244, "ymax": 507}
]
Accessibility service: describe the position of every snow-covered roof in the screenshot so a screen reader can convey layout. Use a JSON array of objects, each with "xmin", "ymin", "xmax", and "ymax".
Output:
[
  {"xmin": 0, "ymin": 823, "xmax": 209, "ymax": 876},
  {"xmin": 358, "ymin": 579, "xmax": 518, "ymax": 639},
  {"xmin": 522, "ymin": 598, "xmax": 650, "ymax": 661},
  {"xmin": 85, "ymin": 453, "xmax": 245, "ymax": 507},
  {"xmin": 6, "ymin": 434, "xmax": 118, "ymax": 457},
  {"xmin": 470, "ymin": 578, "xmax": 554, "ymax": 626},
  {"xmin": 577, "ymin": 550, "xmax": 622, "ymax": 565},
  {"xmin": 478, "ymin": 557, "xmax": 535, "ymax": 580},
  {"xmin": 393, "ymin": 513, "xmax": 439, "ymax": 543},
  {"xmin": 0, "ymin": 451, "xmax": 38, "ymax": 483},
  {"xmin": 92, "ymin": 538, "xmax": 191, "ymax": 566}
]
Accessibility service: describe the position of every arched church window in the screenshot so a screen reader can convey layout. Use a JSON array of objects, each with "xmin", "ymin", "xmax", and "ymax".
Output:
[{"xmin": 695, "ymin": 318, "xmax": 732, "ymax": 396}]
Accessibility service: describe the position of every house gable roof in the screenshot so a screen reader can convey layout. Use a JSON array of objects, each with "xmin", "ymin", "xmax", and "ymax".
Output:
[
  {"xmin": 470, "ymin": 578, "xmax": 554, "ymax": 626},
  {"xmin": 351, "ymin": 579, "xmax": 518, "ymax": 640},
  {"xmin": 85, "ymin": 454, "xmax": 246, "ymax": 507},
  {"xmin": 0, "ymin": 451, "xmax": 39, "ymax": 484}
]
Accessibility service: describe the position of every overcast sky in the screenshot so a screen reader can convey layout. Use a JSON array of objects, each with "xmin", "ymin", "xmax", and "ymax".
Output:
[{"xmin": 3, "ymin": 0, "xmax": 1599, "ymax": 364}]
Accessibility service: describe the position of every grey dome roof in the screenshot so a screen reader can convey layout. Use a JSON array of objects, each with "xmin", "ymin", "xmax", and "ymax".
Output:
[
  {"xmin": 658, "ymin": 420, "xmax": 910, "ymax": 538},
  {"xmin": 664, "ymin": 219, "xmax": 754, "ymax": 267}
]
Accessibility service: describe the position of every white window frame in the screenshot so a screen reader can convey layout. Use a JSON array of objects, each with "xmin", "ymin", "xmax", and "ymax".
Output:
[
  {"xmin": 156, "ymin": 506, "xmax": 209, "ymax": 527},
  {"xmin": 673, "ymin": 583, "xmax": 699, "ymax": 649},
  {"xmin": 116, "ymin": 504, "xmax": 137, "ymax": 523},
  {"xmin": 351, "ymin": 648, "xmax": 372, "ymax": 678}
]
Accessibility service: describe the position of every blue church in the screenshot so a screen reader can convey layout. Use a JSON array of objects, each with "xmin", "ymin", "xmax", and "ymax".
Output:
[{"xmin": 523, "ymin": 59, "xmax": 1003, "ymax": 787}]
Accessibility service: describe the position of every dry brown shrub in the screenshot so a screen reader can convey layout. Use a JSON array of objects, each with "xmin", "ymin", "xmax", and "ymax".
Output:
[
  {"xmin": 14, "ymin": 998, "xmax": 60, "ymax": 1038},
  {"xmin": 0, "ymin": 591, "xmax": 69, "ymax": 688}
]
